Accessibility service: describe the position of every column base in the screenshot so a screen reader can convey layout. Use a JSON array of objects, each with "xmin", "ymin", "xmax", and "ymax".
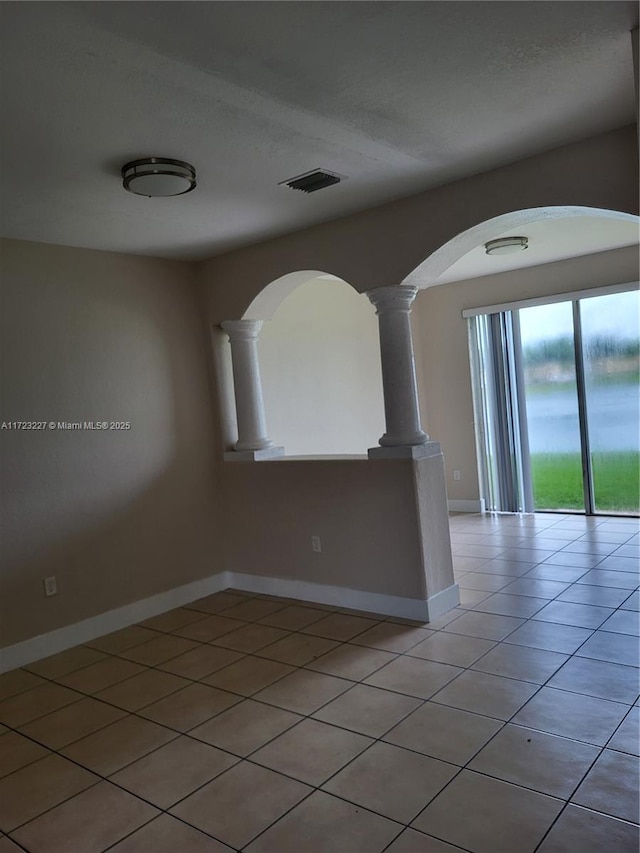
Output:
[
  {"xmin": 368, "ymin": 441, "xmax": 442, "ymax": 460},
  {"xmin": 224, "ymin": 446, "xmax": 285, "ymax": 462},
  {"xmin": 234, "ymin": 438, "xmax": 274, "ymax": 451},
  {"xmin": 379, "ymin": 430, "xmax": 429, "ymax": 447}
]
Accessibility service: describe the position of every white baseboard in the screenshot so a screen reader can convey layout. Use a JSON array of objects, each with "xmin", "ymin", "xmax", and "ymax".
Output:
[
  {"xmin": 0, "ymin": 572, "xmax": 460, "ymax": 673},
  {"xmin": 448, "ymin": 499, "xmax": 485, "ymax": 513},
  {"xmin": 229, "ymin": 572, "xmax": 433, "ymax": 621},
  {"xmin": 230, "ymin": 572, "xmax": 459, "ymax": 624},
  {"xmin": 425, "ymin": 583, "xmax": 460, "ymax": 620},
  {"xmin": 0, "ymin": 572, "xmax": 231, "ymax": 674}
]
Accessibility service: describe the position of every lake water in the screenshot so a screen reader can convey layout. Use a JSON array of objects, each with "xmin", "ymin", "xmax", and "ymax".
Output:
[{"xmin": 525, "ymin": 383, "xmax": 639, "ymax": 454}]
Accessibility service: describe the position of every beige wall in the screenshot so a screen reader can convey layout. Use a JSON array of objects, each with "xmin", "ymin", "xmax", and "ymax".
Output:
[
  {"xmin": 221, "ymin": 459, "xmax": 427, "ymax": 598},
  {"xmin": 0, "ymin": 239, "xmax": 221, "ymax": 645},
  {"xmin": 259, "ymin": 277, "xmax": 384, "ymax": 455},
  {"xmin": 413, "ymin": 244, "xmax": 640, "ymax": 502}
]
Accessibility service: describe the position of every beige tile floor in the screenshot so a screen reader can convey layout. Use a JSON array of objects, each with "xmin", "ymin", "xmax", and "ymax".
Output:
[{"xmin": 0, "ymin": 512, "xmax": 639, "ymax": 852}]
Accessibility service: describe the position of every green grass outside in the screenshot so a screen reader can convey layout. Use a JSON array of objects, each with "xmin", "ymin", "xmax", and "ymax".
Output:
[{"xmin": 531, "ymin": 452, "xmax": 640, "ymax": 514}]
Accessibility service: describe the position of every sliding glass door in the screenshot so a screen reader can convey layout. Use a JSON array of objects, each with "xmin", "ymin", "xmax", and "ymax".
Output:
[
  {"xmin": 519, "ymin": 301, "xmax": 584, "ymax": 512},
  {"xmin": 580, "ymin": 290, "xmax": 640, "ymax": 514},
  {"xmin": 469, "ymin": 287, "xmax": 639, "ymax": 516}
]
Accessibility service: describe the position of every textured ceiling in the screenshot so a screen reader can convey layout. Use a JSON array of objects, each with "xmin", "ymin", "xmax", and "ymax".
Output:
[{"xmin": 0, "ymin": 1, "xmax": 637, "ymax": 260}]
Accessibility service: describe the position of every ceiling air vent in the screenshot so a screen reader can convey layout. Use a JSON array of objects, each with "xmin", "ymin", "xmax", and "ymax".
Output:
[{"xmin": 280, "ymin": 169, "xmax": 343, "ymax": 193}]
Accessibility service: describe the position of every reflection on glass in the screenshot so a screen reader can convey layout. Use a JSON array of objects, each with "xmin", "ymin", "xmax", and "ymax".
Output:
[
  {"xmin": 519, "ymin": 302, "xmax": 584, "ymax": 511},
  {"xmin": 580, "ymin": 290, "xmax": 640, "ymax": 515}
]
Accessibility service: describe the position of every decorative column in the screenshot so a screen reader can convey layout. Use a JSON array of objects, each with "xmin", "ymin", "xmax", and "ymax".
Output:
[
  {"xmin": 367, "ymin": 286, "xmax": 436, "ymax": 459},
  {"xmin": 221, "ymin": 319, "xmax": 283, "ymax": 460}
]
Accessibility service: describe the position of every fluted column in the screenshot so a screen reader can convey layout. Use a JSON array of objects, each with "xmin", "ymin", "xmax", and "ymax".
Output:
[
  {"xmin": 221, "ymin": 319, "xmax": 283, "ymax": 459},
  {"xmin": 367, "ymin": 286, "xmax": 433, "ymax": 458}
]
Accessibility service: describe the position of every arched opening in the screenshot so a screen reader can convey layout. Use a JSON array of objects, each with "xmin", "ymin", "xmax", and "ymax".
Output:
[
  {"xmin": 401, "ymin": 205, "xmax": 639, "ymax": 514},
  {"xmin": 403, "ymin": 206, "xmax": 639, "ymax": 288},
  {"xmin": 247, "ymin": 272, "xmax": 384, "ymax": 456}
]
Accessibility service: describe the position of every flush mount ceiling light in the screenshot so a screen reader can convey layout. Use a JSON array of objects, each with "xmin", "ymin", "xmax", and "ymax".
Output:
[
  {"xmin": 484, "ymin": 236, "xmax": 528, "ymax": 256},
  {"xmin": 121, "ymin": 158, "xmax": 196, "ymax": 197}
]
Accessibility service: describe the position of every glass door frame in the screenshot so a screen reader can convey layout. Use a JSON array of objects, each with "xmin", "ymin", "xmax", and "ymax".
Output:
[{"xmin": 572, "ymin": 301, "xmax": 596, "ymax": 514}]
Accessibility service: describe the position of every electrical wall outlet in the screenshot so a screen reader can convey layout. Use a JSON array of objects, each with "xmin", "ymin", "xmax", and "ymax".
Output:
[
  {"xmin": 43, "ymin": 576, "xmax": 57, "ymax": 597},
  {"xmin": 453, "ymin": 470, "xmax": 461, "ymax": 481},
  {"xmin": 311, "ymin": 535, "xmax": 322, "ymax": 553}
]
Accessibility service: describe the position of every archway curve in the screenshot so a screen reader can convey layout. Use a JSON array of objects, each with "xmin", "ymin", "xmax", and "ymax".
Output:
[
  {"xmin": 242, "ymin": 269, "xmax": 357, "ymax": 320},
  {"xmin": 402, "ymin": 206, "xmax": 639, "ymax": 289},
  {"xmin": 247, "ymin": 271, "xmax": 384, "ymax": 456}
]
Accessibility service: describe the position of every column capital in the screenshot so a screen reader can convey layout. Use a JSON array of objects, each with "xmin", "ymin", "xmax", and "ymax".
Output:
[
  {"xmin": 366, "ymin": 285, "xmax": 419, "ymax": 315},
  {"xmin": 221, "ymin": 319, "xmax": 263, "ymax": 341}
]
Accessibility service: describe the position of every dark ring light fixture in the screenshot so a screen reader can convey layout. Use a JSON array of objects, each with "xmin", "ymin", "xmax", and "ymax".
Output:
[
  {"xmin": 121, "ymin": 158, "xmax": 197, "ymax": 197},
  {"xmin": 484, "ymin": 236, "xmax": 529, "ymax": 256}
]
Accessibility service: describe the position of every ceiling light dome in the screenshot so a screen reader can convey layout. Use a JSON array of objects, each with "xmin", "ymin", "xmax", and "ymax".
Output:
[
  {"xmin": 121, "ymin": 158, "xmax": 196, "ymax": 197},
  {"xmin": 484, "ymin": 236, "xmax": 528, "ymax": 256}
]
